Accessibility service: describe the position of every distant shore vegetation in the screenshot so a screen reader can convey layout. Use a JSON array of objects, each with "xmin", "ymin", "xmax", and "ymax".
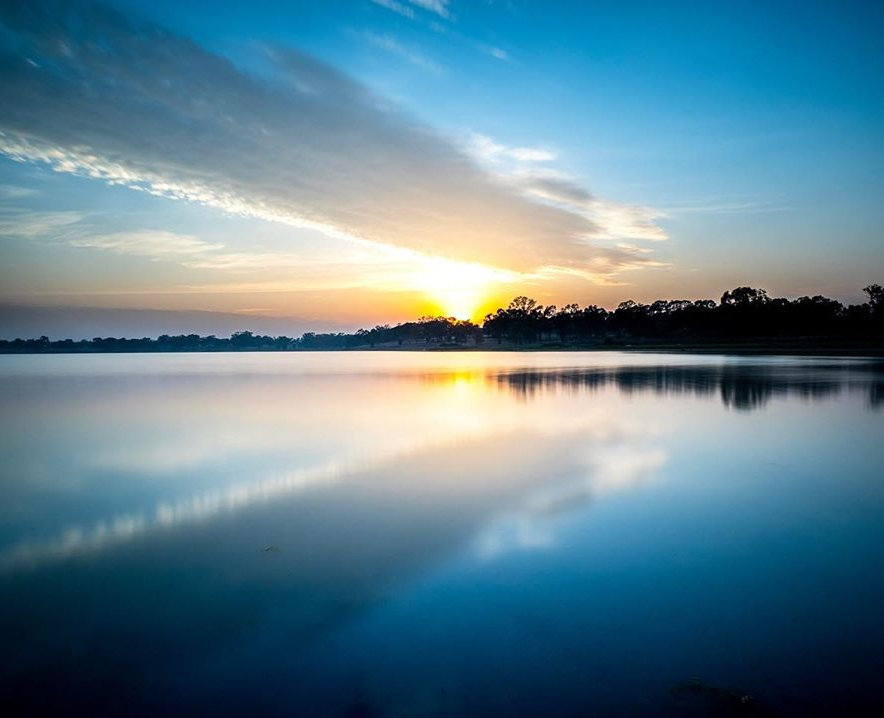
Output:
[{"xmin": 2, "ymin": 285, "xmax": 882, "ymax": 354}]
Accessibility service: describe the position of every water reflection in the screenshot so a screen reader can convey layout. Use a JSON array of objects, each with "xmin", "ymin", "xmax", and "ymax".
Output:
[
  {"xmin": 1, "ymin": 353, "xmax": 883, "ymax": 717},
  {"xmin": 491, "ymin": 362, "xmax": 884, "ymax": 410},
  {"xmin": 5, "ymin": 356, "xmax": 878, "ymax": 574},
  {"xmin": 0, "ymin": 412, "xmax": 660, "ymax": 573}
]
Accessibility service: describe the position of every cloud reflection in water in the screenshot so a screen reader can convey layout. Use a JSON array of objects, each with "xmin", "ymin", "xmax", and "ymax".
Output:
[{"xmin": 2, "ymin": 355, "xmax": 878, "ymax": 574}]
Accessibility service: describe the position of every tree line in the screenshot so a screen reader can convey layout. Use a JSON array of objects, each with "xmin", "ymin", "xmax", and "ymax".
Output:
[
  {"xmin": 483, "ymin": 284, "xmax": 883, "ymax": 344},
  {"xmin": 1, "ymin": 284, "xmax": 881, "ymax": 353}
]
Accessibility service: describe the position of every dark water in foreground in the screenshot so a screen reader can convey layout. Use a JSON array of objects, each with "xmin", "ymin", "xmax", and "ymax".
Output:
[{"xmin": 1, "ymin": 352, "xmax": 883, "ymax": 717}]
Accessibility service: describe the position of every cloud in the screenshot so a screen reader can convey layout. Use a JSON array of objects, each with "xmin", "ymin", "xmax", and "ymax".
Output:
[
  {"xmin": 370, "ymin": 0, "xmax": 416, "ymax": 19},
  {"xmin": 59, "ymin": 219, "xmax": 399, "ymax": 279},
  {"xmin": 465, "ymin": 135, "xmax": 669, "ymax": 244},
  {"xmin": 0, "ymin": 0, "xmax": 665, "ymax": 281},
  {"xmin": 518, "ymin": 172, "xmax": 668, "ymax": 242},
  {"xmin": 361, "ymin": 31, "xmax": 443, "ymax": 74},
  {"xmin": 518, "ymin": 173, "xmax": 592, "ymax": 203},
  {"xmin": 0, "ymin": 208, "xmax": 85, "ymax": 238},
  {"xmin": 468, "ymin": 133, "xmax": 558, "ymax": 163},
  {"xmin": 0, "ymin": 183, "xmax": 38, "ymax": 198},
  {"xmin": 406, "ymin": 0, "xmax": 452, "ymax": 20},
  {"xmin": 485, "ymin": 46, "xmax": 511, "ymax": 62},
  {"xmin": 70, "ymin": 230, "xmax": 224, "ymax": 260},
  {"xmin": 370, "ymin": 0, "xmax": 453, "ymax": 22},
  {"xmin": 659, "ymin": 198, "xmax": 791, "ymax": 215}
]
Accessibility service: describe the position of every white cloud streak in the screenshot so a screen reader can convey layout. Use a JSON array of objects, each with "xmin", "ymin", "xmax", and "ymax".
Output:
[
  {"xmin": 406, "ymin": 0, "xmax": 452, "ymax": 20},
  {"xmin": 469, "ymin": 133, "xmax": 558, "ymax": 163},
  {"xmin": 372, "ymin": 0, "xmax": 452, "ymax": 21},
  {"xmin": 0, "ymin": 208, "xmax": 86, "ymax": 238},
  {"xmin": 370, "ymin": 0, "xmax": 416, "ymax": 19},
  {"xmin": 486, "ymin": 46, "xmax": 510, "ymax": 62},
  {"xmin": 0, "ymin": 183, "xmax": 38, "ymax": 198},
  {"xmin": 361, "ymin": 31, "xmax": 443, "ymax": 74},
  {"xmin": 70, "ymin": 230, "xmax": 224, "ymax": 260}
]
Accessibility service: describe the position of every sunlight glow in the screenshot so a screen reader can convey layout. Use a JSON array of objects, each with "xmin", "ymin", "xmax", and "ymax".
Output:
[{"xmin": 410, "ymin": 256, "xmax": 518, "ymax": 320}]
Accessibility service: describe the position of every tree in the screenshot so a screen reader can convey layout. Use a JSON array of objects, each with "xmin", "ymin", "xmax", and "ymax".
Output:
[
  {"xmin": 865, "ymin": 284, "xmax": 883, "ymax": 313},
  {"xmin": 721, "ymin": 287, "xmax": 769, "ymax": 307}
]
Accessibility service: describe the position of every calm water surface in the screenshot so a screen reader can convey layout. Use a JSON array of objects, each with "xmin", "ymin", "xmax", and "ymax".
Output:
[{"xmin": 1, "ymin": 352, "xmax": 883, "ymax": 716}]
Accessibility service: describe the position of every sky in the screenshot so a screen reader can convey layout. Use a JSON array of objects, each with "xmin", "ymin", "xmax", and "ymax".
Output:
[{"xmin": 0, "ymin": 0, "xmax": 882, "ymax": 337}]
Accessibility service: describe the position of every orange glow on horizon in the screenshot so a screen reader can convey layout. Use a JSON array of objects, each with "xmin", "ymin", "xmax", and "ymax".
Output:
[{"xmin": 409, "ymin": 256, "xmax": 518, "ymax": 321}]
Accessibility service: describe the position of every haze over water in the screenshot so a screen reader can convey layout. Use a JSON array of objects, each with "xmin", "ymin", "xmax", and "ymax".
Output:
[{"xmin": 1, "ymin": 352, "xmax": 883, "ymax": 716}]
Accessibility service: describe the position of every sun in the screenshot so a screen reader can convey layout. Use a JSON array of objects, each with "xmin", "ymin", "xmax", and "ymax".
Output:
[
  {"xmin": 412, "ymin": 256, "xmax": 513, "ymax": 320},
  {"xmin": 433, "ymin": 287, "xmax": 483, "ymax": 322}
]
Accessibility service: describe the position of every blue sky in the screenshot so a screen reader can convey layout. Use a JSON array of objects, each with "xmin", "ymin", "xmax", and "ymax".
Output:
[{"xmin": 0, "ymin": 0, "xmax": 882, "ymax": 335}]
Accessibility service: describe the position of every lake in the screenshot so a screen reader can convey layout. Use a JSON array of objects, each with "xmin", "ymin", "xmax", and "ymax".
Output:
[{"xmin": 1, "ymin": 352, "xmax": 882, "ymax": 717}]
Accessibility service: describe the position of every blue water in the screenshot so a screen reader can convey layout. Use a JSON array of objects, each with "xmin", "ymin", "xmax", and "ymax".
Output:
[{"xmin": 1, "ymin": 352, "xmax": 882, "ymax": 716}]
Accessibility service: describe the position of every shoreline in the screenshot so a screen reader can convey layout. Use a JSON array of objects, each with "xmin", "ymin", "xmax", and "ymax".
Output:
[{"xmin": 2, "ymin": 339, "xmax": 884, "ymax": 357}]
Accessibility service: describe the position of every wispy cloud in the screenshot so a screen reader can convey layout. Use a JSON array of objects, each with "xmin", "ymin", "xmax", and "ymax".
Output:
[
  {"xmin": 0, "ymin": 183, "xmax": 38, "ymax": 198},
  {"xmin": 70, "ymin": 230, "xmax": 224, "ymax": 260},
  {"xmin": 370, "ymin": 0, "xmax": 416, "ymax": 20},
  {"xmin": 0, "ymin": 0, "xmax": 665, "ymax": 282},
  {"xmin": 361, "ymin": 31, "xmax": 443, "ymax": 74},
  {"xmin": 518, "ymin": 172, "xmax": 669, "ymax": 242},
  {"xmin": 371, "ymin": 0, "xmax": 452, "ymax": 21},
  {"xmin": 0, "ymin": 208, "xmax": 85, "ymax": 238},
  {"xmin": 61, "ymin": 221, "xmax": 412, "ymax": 283},
  {"xmin": 659, "ymin": 198, "xmax": 791, "ymax": 216},
  {"xmin": 466, "ymin": 134, "xmax": 669, "ymax": 244},
  {"xmin": 484, "ymin": 46, "xmax": 510, "ymax": 62},
  {"xmin": 407, "ymin": 0, "xmax": 452, "ymax": 19},
  {"xmin": 468, "ymin": 133, "xmax": 558, "ymax": 163},
  {"xmin": 423, "ymin": 14, "xmax": 512, "ymax": 63}
]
